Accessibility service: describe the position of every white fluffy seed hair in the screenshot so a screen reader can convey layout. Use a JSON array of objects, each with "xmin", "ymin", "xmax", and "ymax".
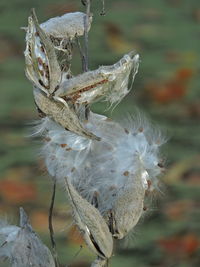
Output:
[
  {"xmin": 0, "ymin": 220, "xmax": 20, "ymax": 261},
  {"xmin": 33, "ymin": 111, "xmax": 165, "ymax": 214},
  {"xmin": 40, "ymin": 12, "xmax": 92, "ymax": 39}
]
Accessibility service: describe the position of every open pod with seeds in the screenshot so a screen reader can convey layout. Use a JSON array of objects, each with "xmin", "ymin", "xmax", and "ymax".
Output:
[
  {"xmin": 24, "ymin": 9, "xmax": 62, "ymax": 96},
  {"xmin": 64, "ymin": 178, "xmax": 113, "ymax": 263},
  {"xmin": 56, "ymin": 52, "xmax": 139, "ymax": 106},
  {"xmin": 25, "ymin": 9, "xmax": 100, "ymax": 140},
  {"xmin": 24, "ymin": 9, "xmax": 140, "ymax": 142}
]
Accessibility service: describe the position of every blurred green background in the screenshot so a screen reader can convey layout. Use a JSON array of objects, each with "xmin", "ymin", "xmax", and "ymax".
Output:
[{"xmin": 0, "ymin": 0, "xmax": 200, "ymax": 266}]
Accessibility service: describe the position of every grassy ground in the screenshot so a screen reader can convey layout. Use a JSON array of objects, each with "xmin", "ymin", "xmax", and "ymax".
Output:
[{"xmin": 0, "ymin": 0, "xmax": 199, "ymax": 266}]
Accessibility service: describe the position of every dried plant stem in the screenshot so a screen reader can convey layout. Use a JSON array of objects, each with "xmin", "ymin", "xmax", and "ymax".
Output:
[
  {"xmin": 76, "ymin": 36, "xmax": 86, "ymax": 74},
  {"xmin": 69, "ymin": 245, "xmax": 83, "ymax": 266},
  {"xmin": 83, "ymin": 0, "xmax": 91, "ymax": 118},
  {"xmin": 83, "ymin": 0, "xmax": 91, "ymax": 72},
  {"xmin": 49, "ymin": 180, "xmax": 60, "ymax": 267}
]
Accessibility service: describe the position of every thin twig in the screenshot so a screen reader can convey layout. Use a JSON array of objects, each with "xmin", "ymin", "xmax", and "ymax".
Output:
[
  {"xmin": 69, "ymin": 245, "xmax": 83, "ymax": 266},
  {"xmin": 83, "ymin": 0, "xmax": 91, "ymax": 118},
  {"xmin": 49, "ymin": 180, "xmax": 59, "ymax": 267},
  {"xmin": 76, "ymin": 35, "xmax": 86, "ymax": 73},
  {"xmin": 83, "ymin": 0, "xmax": 91, "ymax": 72}
]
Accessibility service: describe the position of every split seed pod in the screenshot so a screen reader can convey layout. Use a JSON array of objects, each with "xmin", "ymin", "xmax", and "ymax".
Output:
[
  {"xmin": 56, "ymin": 52, "xmax": 139, "ymax": 106},
  {"xmin": 64, "ymin": 178, "xmax": 113, "ymax": 260},
  {"xmin": 33, "ymin": 87, "xmax": 100, "ymax": 140},
  {"xmin": 25, "ymin": 9, "xmax": 99, "ymax": 140},
  {"xmin": 109, "ymin": 170, "xmax": 146, "ymax": 239},
  {"xmin": 24, "ymin": 9, "xmax": 61, "ymax": 95}
]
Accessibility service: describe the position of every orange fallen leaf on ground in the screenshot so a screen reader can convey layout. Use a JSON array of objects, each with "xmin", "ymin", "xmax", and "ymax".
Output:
[
  {"xmin": 163, "ymin": 200, "xmax": 194, "ymax": 220},
  {"xmin": 182, "ymin": 169, "xmax": 200, "ymax": 185},
  {"xmin": 0, "ymin": 35, "xmax": 21, "ymax": 63},
  {"xmin": 104, "ymin": 22, "xmax": 136, "ymax": 54},
  {"xmin": 0, "ymin": 180, "xmax": 37, "ymax": 204},
  {"xmin": 192, "ymin": 8, "xmax": 200, "ymax": 22},
  {"xmin": 146, "ymin": 68, "xmax": 193, "ymax": 104},
  {"xmin": 30, "ymin": 210, "xmax": 49, "ymax": 232},
  {"xmin": 158, "ymin": 234, "xmax": 199, "ymax": 256},
  {"xmin": 163, "ymin": 157, "xmax": 200, "ymax": 185},
  {"xmin": 31, "ymin": 209, "xmax": 70, "ymax": 233},
  {"xmin": 1, "ymin": 166, "xmax": 34, "ymax": 182},
  {"xmin": 187, "ymin": 101, "xmax": 200, "ymax": 119}
]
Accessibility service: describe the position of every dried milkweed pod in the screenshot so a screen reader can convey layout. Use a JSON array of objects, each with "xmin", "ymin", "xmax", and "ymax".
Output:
[
  {"xmin": 40, "ymin": 12, "xmax": 93, "ymax": 39},
  {"xmin": 56, "ymin": 52, "xmax": 139, "ymax": 106},
  {"xmin": 25, "ymin": 9, "xmax": 101, "ymax": 141},
  {"xmin": 64, "ymin": 178, "xmax": 113, "ymax": 260},
  {"xmin": 108, "ymin": 170, "xmax": 146, "ymax": 239},
  {"xmin": 33, "ymin": 87, "xmax": 100, "ymax": 140},
  {"xmin": 0, "ymin": 208, "xmax": 55, "ymax": 267},
  {"xmin": 24, "ymin": 9, "xmax": 61, "ymax": 95}
]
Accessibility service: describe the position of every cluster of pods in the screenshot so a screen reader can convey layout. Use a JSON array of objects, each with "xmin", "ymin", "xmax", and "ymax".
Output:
[{"xmin": 0, "ymin": 8, "xmax": 166, "ymax": 267}]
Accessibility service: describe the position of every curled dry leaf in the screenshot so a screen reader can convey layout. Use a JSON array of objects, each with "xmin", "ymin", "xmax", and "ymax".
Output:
[
  {"xmin": 64, "ymin": 178, "xmax": 113, "ymax": 260},
  {"xmin": 0, "ymin": 180, "xmax": 37, "ymax": 204},
  {"xmin": 56, "ymin": 52, "xmax": 139, "ymax": 106}
]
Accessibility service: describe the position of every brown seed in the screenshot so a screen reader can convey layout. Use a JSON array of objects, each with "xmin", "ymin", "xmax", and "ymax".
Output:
[
  {"xmin": 44, "ymin": 137, "xmax": 51, "ymax": 142},
  {"xmin": 39, "ymin": 70, "xmax": 44, "ymax": 76},
  {"xmin": 71, "ymin": 167, "xmax": 76, "ymax": 172},
  {"xmin": 123, "ymin": 171, "xmax": 129, "ymax": 177},
  {"xmin": 147, "ymin": 180, "xmax": 152, "ymax": 190},
  {"xmin": 105, "ymin": 118, "xmax": 113, "ymax": 122},
  {"xmin": 124, "ymin": 128, "xmax": 129, "ymax": 134},
  {"xmin": 40, "ymin": 45, "xmax": 45, "ymax": 53},
  {"xmin": 109, "ymin": 185, "xmax": 117, "ymax": 191},
  {"xmin": 158, "ymin": 162, "xmax": 164, "ymax": 168},
  {"xmin": 60, "ymin": 144, "xmax": 67, "ymax": 148},
  {"xmin": 37, "ymin": 57, "xmax": 43, "ymax": 66},
  {"xmin": 93, "ymin": 190, "xmax": 99, "ymax": 197},
  {"xmin": 155, "ymin": 139, "xmax": 161, "ymax": 145}
]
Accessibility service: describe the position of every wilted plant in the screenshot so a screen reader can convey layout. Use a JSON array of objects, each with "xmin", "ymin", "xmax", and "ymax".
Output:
[{"xmin": 0, "ymin": 1, "xmax": 166, "ymax": 266}]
